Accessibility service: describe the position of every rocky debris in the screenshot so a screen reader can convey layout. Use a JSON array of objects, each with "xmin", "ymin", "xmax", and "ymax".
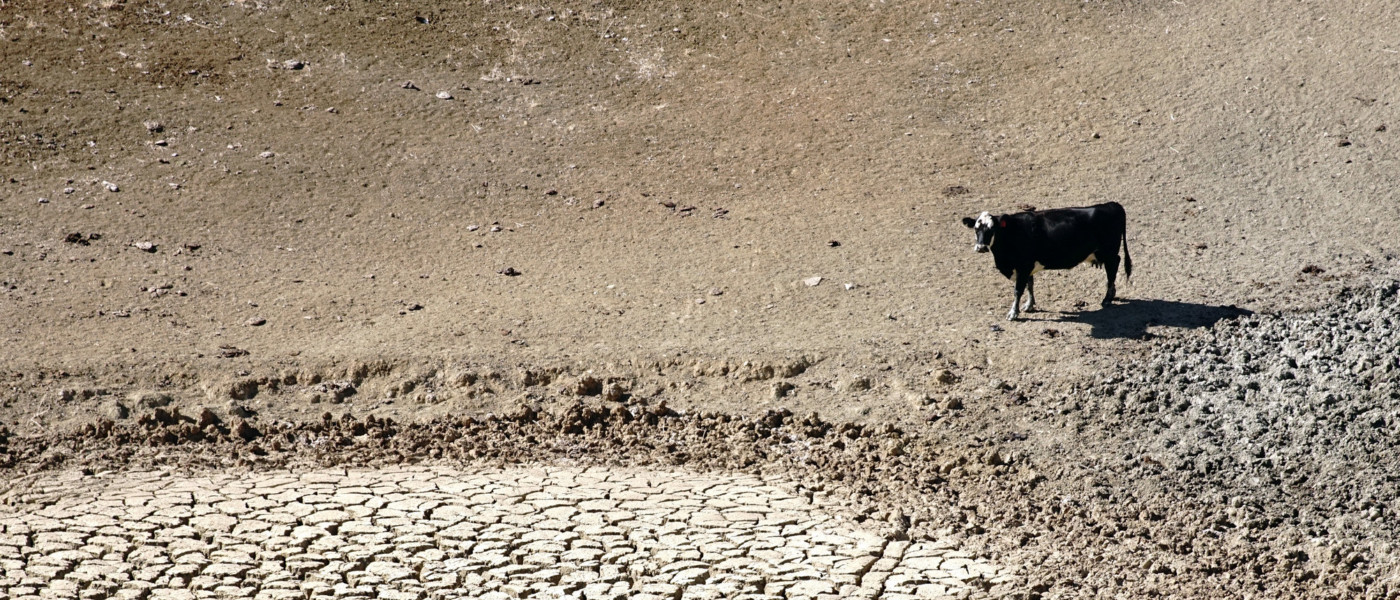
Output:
[
  {"xmin": 217, "ymin": 345, "xmax": 249, "ymax": 358},
  {"xmin": 837, "ymin": 376, "xmax": 871, "ymax": 393},
  {"xmin": 245, "ymin": 317, "xmax": 267, "ymax": 326},
  {"xmin": 436, "ymin": 91, "xmax": 453, "ymax": 100},
  {"xmin": 402, "ymin": 81, "xmax": 419, "ymax": 90},
  {"xmin": 131, "ymin": 241, "xmax": 156, "ymax": 252},
  {"xmin": 803, "ymin": 276, "xmax": 822, "ymax": 287},
  {"xmin": 771, "ymin": 381, "xmax": 795, "ymax": 399},
  {"xmin": 232, "ymin": 419, "xmax": 258, "ymax": 440},
  {"xmin": 64, "ymin": 232, "xmax": 99, "ymax": 245},
  {"xmin": 130, "ymin": 391, "xmax": 172, "ymax": 409},
  {"xmin": 998, "ymin": 281, "xmax": 1400, "ymax": 598},
  {"xmin": 105, "ymin": 401, "xmax": 129, "ymax": 420},
  {"xmin": 313, "ymin": 380, "xmax": 357, "ymax": 403},
  {"xmin": 258, "ymin": 150, "xmax": 275, "ymax": 159},
  {"xmin": 142, "ymin": 120, "xmax": 162, "ymax": 133},
  {"xmin": 601, "ymin": 381, "xmax": 628, "ymax": 402},
  {"xmin": 572, "ymin": 376, "xmax": 604, "ymax": 397},
  {"xmin": 934, "ymin": 369, "xmax": 958, "ymax": 385},
  {"xmin": 196, "ymin": 407, "xmax": 220, "ymax": 428},
  {"xmin": 498, "ymin": 267, "xmax": 521, "ymax": 276}
]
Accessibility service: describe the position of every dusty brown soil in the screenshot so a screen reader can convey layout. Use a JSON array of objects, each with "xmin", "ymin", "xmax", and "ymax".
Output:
[{"xmin": 3, "ymin": 0, "xmax": 1400, "ymax": 598}]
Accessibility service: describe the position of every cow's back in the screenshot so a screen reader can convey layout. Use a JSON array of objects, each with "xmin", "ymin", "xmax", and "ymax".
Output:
[{"xmin": 997, "ymin": 203, "xmax": 1124, "ymax": 272}]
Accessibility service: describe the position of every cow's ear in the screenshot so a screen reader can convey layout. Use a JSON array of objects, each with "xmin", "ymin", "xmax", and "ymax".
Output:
[
  {"xmin": 998, "ymin": 217, "xmax": 1007, "ymax": 228},
  {"xmin": 961, "ymin": 217, "xmax": 976, "ymax": 228}
]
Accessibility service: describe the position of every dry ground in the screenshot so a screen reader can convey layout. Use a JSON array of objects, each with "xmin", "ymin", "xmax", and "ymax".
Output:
[{"xmin": 3, "ymin": 0, "xmax": 1400, "ymax": 597}]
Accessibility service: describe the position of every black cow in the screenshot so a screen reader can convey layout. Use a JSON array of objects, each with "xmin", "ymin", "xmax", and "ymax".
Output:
[{"xmin": 961, "ymin": 202, "xmax": 1132, "ymax": 320}]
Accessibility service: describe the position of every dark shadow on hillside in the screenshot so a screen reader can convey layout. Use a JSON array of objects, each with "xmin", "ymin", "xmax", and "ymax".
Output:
[{"xmin": 1051, "ymin": 298, "xmax": 1252, "ymax": 340}]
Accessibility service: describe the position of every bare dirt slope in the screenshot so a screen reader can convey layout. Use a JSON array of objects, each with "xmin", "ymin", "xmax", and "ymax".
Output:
[
  {"xmin": 3, "ymin": 0, "xmax": 1397, "ymax": 430},
  {"xmin": 3, "ymin": 1, "xmax": 1400, "ymax": 597}
]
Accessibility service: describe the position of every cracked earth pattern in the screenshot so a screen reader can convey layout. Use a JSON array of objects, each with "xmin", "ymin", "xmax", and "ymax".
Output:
[{"xmin": 0, "ymin": 465, "xmax": 1008, "ymax": 600}]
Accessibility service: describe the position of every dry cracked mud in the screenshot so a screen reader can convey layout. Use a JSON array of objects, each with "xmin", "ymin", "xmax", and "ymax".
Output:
[{"xmin": 2, "ymin": 465, "xmax": 1006, "ymax": 600}]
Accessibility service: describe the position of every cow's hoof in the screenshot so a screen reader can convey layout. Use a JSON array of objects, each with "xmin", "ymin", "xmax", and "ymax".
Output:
[
  {"xmin": 1006, "ymin": 310, "xmax": 1020, "ymax": 321},
  {"xmin": 1101, "ymin": 298, "xmax": 1114, "ymax": 307}
]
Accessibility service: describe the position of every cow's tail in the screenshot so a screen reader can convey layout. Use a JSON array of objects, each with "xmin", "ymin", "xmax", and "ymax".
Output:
[{"xmin": 1121, "ymin": 222, "xmax": 1133, "ymax": 282}]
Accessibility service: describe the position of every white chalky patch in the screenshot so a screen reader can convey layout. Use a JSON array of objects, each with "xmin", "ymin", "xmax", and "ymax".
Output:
[{"xmin": 0, "ymin": 465, "xmax": 1014, "ymax": 599}]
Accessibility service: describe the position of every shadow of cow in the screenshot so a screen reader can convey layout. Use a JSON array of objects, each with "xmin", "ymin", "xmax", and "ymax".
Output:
[{"xmin": 1050, "ymin": 298, "xmax": 1252, "ymax": 340}]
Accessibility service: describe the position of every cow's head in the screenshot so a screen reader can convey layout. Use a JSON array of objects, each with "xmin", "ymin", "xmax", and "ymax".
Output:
[{"xmin": 961, "ymin": 211, "xmax": 998, "ymax": 253}]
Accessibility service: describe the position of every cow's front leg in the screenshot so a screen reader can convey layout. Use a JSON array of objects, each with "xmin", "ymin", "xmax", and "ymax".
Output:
[
  {"xmin": 1022, "ymin": 276, "xmax": 1036, "ymax": 312},
  {"xmin": 1008, "ymin": 271, "xmax": 1031, "ymax": 320}
]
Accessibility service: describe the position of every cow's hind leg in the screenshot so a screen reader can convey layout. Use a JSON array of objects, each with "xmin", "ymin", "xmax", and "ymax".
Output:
[
  {"xmin": 1009, "ymin": 272, "xmax": 1031, "ymax": 320},
  {"xmin": 1022, "ymin": 276, "xmax": 1036, "ymax": 313},
  {"xmin": 1101, "ymin": 253, "xmax": 1121, "ymax": 306}
]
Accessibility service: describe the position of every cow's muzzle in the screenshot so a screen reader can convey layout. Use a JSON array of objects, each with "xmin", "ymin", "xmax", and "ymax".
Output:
[{"xmin": 974, "ymin": 244, "xmax": 989, "ymax": 253}]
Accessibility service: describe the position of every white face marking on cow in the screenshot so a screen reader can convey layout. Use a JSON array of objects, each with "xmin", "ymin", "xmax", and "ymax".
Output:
[
  {"xmin": 975, "ymin": 212, "xmax": 994, "ymax": 230},
  {"xmin": 972, "ymin": 211, "xmax": 996, "ymax": 252}
]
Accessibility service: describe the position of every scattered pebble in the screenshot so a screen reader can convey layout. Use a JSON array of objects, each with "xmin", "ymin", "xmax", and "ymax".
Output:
[
  {"xmin": 217, "ymin": 345, "xmax": 249, "ymax": 358},
  {"xmin": 593, "ymin": 199, "xmax": 605, "ymax": 209},
  {"xmin": 935, "ymin": 369, "xmax": 958, "ymax": 385},
  {"xmin": 803, "ymin": 276, "xmax": 822, "ymax": 287},
  {"xmin": 37, "ymin": 197, "xmax": 48, "ymax": 204},
  {"xmin": 245, "ymin": 317, "xmax": 266, "ymax": 327},
  {"xmin": 436, "ymin": 91, "xmax": 453, "ymax": 100},
  {"xmin": 498, "ymin": 267, "xmax": 521, "ymax": 277},
  {"xmin": 283, "ymin": 59, "xmax": 304, "ymax": 70},
  {"xmin": 63, "ymin": 187, "xmax": 75, "ymax": 194},
  {"xmin": 103, "ymin": 181, "xmax": 119, "ymax": 192},
  {"xmin": 143, "ymin": 120, "xmax": 163, "ymax": 133},
  {"xmin": 132, "ymin": 242, "xmax": 156, "ymax": 252},
  {"xmin": 828, "ymin": 240, "xmax": 840, "ymax": 247},
  {"xmin": 402, "ymin": 81, "xmax": 419, "ymax": 90},
  {"xmin": 258, "ymin": 151, "xmax": 275, "ymax": 159}
]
